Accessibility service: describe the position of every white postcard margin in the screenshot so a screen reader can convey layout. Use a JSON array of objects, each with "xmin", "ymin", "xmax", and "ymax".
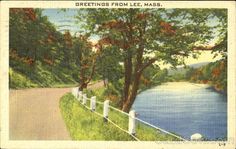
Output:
[{"xmin": 0, "ymin": 1, "xmax": 235, "ymax": 149}]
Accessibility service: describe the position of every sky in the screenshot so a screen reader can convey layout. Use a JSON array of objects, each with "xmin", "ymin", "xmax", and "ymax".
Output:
[
  {"xmin": 42, "ymin": 9, "xmax": 78, "ymax": 34},
  {"xmin": 42, "ymin": 9, "xmax": 223, "ymax": 69}
]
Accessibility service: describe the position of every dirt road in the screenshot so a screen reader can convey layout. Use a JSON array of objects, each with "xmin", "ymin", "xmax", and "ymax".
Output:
[{"xmin": 9, "ymin": 81, "xmax": 104, "ymax": 140}]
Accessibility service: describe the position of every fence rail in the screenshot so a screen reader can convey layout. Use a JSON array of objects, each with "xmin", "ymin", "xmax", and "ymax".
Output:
[{"xmin": 71, "ymin": 87, "xmax": 203, "ymax": 141}]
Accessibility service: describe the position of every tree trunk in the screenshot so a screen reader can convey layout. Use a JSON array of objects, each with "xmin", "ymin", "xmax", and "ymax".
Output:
[
  {"xmin": 122, "ymin": 43, "xmax": 144, "ymax": 112},
  {"xmin": 79, "ymin": 82, "xmax": 88, "ymax": 91},
  {"xmin": 119, "ymin": 52, "xmax": 132, "ymax": 108},
  {"xmin": 121, "ymin": 13, "xmax": 148, "ymax": 112},
  {"xmin": 122, "ymin": 72, "xmax": 142, "ymax": 112},
  {"xmin": 78, "ymin": 59, "xmax": 96, "ymax": 91}
]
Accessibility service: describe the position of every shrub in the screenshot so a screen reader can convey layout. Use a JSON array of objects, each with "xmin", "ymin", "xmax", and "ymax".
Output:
[{"xmin": 103, "ymin": 84, "xmax": 121, "ymax": 106}]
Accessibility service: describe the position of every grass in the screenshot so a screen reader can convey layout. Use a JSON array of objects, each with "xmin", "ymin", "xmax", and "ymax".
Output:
[
  {"xmin": 60, "ymin": 93, "xmax": 182, "ymax": 141},
  {"xmin": 9, "ymin": 61, "xmax": 78, "ymax": 89},
  {"xmin": 60, "ymin": 93, "xmax": 134, "ymax": 140},
  {"xmin": 9, "ymin": 68, "xmax": 38, "ymax": 89},
  {"xmin": 50, "ymin": 83, "xmax": 78, "ymax": 88}
]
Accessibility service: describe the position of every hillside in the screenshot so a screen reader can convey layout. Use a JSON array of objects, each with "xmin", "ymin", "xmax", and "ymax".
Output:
[
  {"xmin": 167, "ymin": 62, "xmax": 210, "ymax": 76},
  {"xmin": 9, "ymin": 9, "xmax": 80, "ymax": 89},
  {"xmin": 166, "ymin": 60, "xmax": 227, "ymax": 94},
  {"xmin": 9, "ymin": 64, "xmax": 78, "ymax": 89}
]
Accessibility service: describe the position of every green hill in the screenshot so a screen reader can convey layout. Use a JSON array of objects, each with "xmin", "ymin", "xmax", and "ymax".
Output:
[{"xmin": 9, "ymin": 62, "xmax": 78, "ymax": 89}]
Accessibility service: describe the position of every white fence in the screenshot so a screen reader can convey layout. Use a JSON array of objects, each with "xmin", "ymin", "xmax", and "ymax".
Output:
[{"xmin": 71, "ymin": 87, "xmax": 202, "ymax": 141}]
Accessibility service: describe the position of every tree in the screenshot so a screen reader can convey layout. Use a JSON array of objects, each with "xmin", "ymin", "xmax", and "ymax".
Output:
[
  {"xmin": 9, "ymin": 8, "xmax": 61, "ymax": 69},
  {"xmin": 187, "ymin": 9, "xmax": 227, "ymax": 93},
  {"xmin": 74, "ymin": 35, "xmax": 97, "ymax": 90},
  {"xmin": 9, "ymin": 8, "xmax": 84, "ymax": 87},
  {"xmin": 96, "ymin": 46, "xmax": 123, "ymax": 86},
  {"xmin": 76, "ymin": 8, "xmax": 226, "ymax": 112}
]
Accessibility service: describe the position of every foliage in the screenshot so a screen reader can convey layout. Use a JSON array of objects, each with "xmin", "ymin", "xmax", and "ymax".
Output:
[
  {"xmin": 102, "ymin": 84, "xmax": 121, "ymax": 106},
  {"xmin": 10, "ymin": 8, "xmax": 61, "ymax": 66},
  {"xmin": 10, "ymin": 8, "xmax": 227, "ymax": 109},
  {"xmin": 139, "ymin": 66, "xmax": 169, "ymax": 90},
  {"xmin": 209, "ymin": 10, "xmax": 227, "ymax": 59},
  {"xmin": 186, "ymin": 59, "xmax": 227, "ymax": 93},
  {"xmin": 74, "ymin": 35, "xmax": 97, "ymax": 90},
  {"xmin": 9, "ymin": 62, "xmax": 78, "ymax": 89},
  {"xmin": 9, "ymin": 8, "xmax": 94, "ymax": 89},
  {"xmin": 83, "ymin": 87, "xmax": 108, "ymax": 104},
  {"xmin": 9, "ymin": 68, "xmax": 37, "ymax": 89},
  {"xmin": 96, "ymin": 46, "xmax": 123, "ymax": 85}
]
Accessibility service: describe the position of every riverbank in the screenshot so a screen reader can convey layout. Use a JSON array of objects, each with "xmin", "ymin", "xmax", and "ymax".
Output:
[{"xmin": 188, "ymin": 80, "xmax": 227, "ymax": 95}]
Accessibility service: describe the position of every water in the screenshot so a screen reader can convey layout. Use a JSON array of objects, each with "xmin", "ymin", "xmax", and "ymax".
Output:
[{"xmin": 132, "ymin": 82, "xmax": 227, "ymax": 140}]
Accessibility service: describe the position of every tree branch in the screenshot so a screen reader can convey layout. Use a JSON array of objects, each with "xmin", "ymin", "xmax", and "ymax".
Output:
[
  {"xmin": 85, "ymin": 59, "xmax": 96, "ymax": 84},
  {"xmin": 193, "ymin": 45, "xmax": 214, "ymax": 51},
  {"xmin": 138, "ymin": 58, "xmax": 157, "ymax": 74},
  {"xmin": 138, "ymin": 50, "xmax": 189, "ymax": 74},
  {"xmin": 171, "ymin": 51, "xmax": 189, "ymax": 56},
  {"xmin": 193, "ymin": 42, "xmax": 224, "ymax": 51}
]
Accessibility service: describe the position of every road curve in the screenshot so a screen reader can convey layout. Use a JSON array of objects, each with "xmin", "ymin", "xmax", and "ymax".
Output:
[
  {"xmin": 9, "ymin": 81, "xmax": 104, "ymax": 140},
  {"xmin": 9, "ymin": 88, "xmax": 72, "ymax": 140}
]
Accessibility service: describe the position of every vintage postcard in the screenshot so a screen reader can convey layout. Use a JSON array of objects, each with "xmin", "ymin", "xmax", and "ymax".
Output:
[{"xmin": 0, "ymin": 1, "xmax": 235, "ymax": 149}]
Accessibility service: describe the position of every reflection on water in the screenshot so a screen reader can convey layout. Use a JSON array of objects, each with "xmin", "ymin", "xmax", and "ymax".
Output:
[{"xmin": 132, "ymin": 82, "xmax": 227, "ymax": 140}]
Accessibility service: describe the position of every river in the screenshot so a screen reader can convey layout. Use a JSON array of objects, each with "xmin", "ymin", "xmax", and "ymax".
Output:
[{"xmin": 132, "ymin": 82, "xmax": 227, "ymax": 140}]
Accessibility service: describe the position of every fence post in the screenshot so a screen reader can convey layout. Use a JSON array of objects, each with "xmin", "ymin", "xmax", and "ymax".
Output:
[
  {"xmin": 103, "ymin": 100, "xmax": 109, "ymax": 122},
  {"xmin": 82, "ymin": 94, "xmax": 87, "ymax": 105},
  {"xmin": 190, "ymin": 133, "xmax": 203, "ymax": 141},
  {"xmin": 72, "ymin": 88, "xmax": 75, "ymax": 96},
  {"xmin": 75, "ymin": 87, "xmax": 79, "ymax": 98},
  {"xmin": 78, "ymin": 91, "xmax": 82, "ymax": 102},
  {"xmin": 129, "ymin": 110, "xmax": 136, "ymax": 135},
  {"xmin": 90, "ymin": 96, "xmax": 96, "ymax": 111}
]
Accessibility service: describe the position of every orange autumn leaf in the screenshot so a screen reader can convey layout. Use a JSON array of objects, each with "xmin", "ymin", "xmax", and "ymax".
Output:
[
  {"xmin": 106, "ymin": 95, "xmax": 119, "ymax": 102},
  {"xmin": 136, "ymin": 13, "xmax": 149, "ymax": 20},
  {"xmin": 43, "ymin": 58, "xmax": 53, "ymax": 65},
  {"xmin": 160, "ymin": 21, "xmax": 176, "ymax": 35},
  {"xmin": 141, "ymin": 75, "xmax": 151, "ymax": 86},
  {"xmin": 22, "ymin": 8, "xmax": 37, "ymax": 21},
  {"xmin": 219, "ymin": 61, "xmax": 226, "ymax": 70},
  {"xmin": 101, "ymin": 20, "xmax": 127, "ymax": 31},
  {"xmin": 10, "ymin": 8, "xmax": 20, "ymax": 14},
  {"xmin": 212, "ymin": 68, "xmax": 220, "ymax": 78}
]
